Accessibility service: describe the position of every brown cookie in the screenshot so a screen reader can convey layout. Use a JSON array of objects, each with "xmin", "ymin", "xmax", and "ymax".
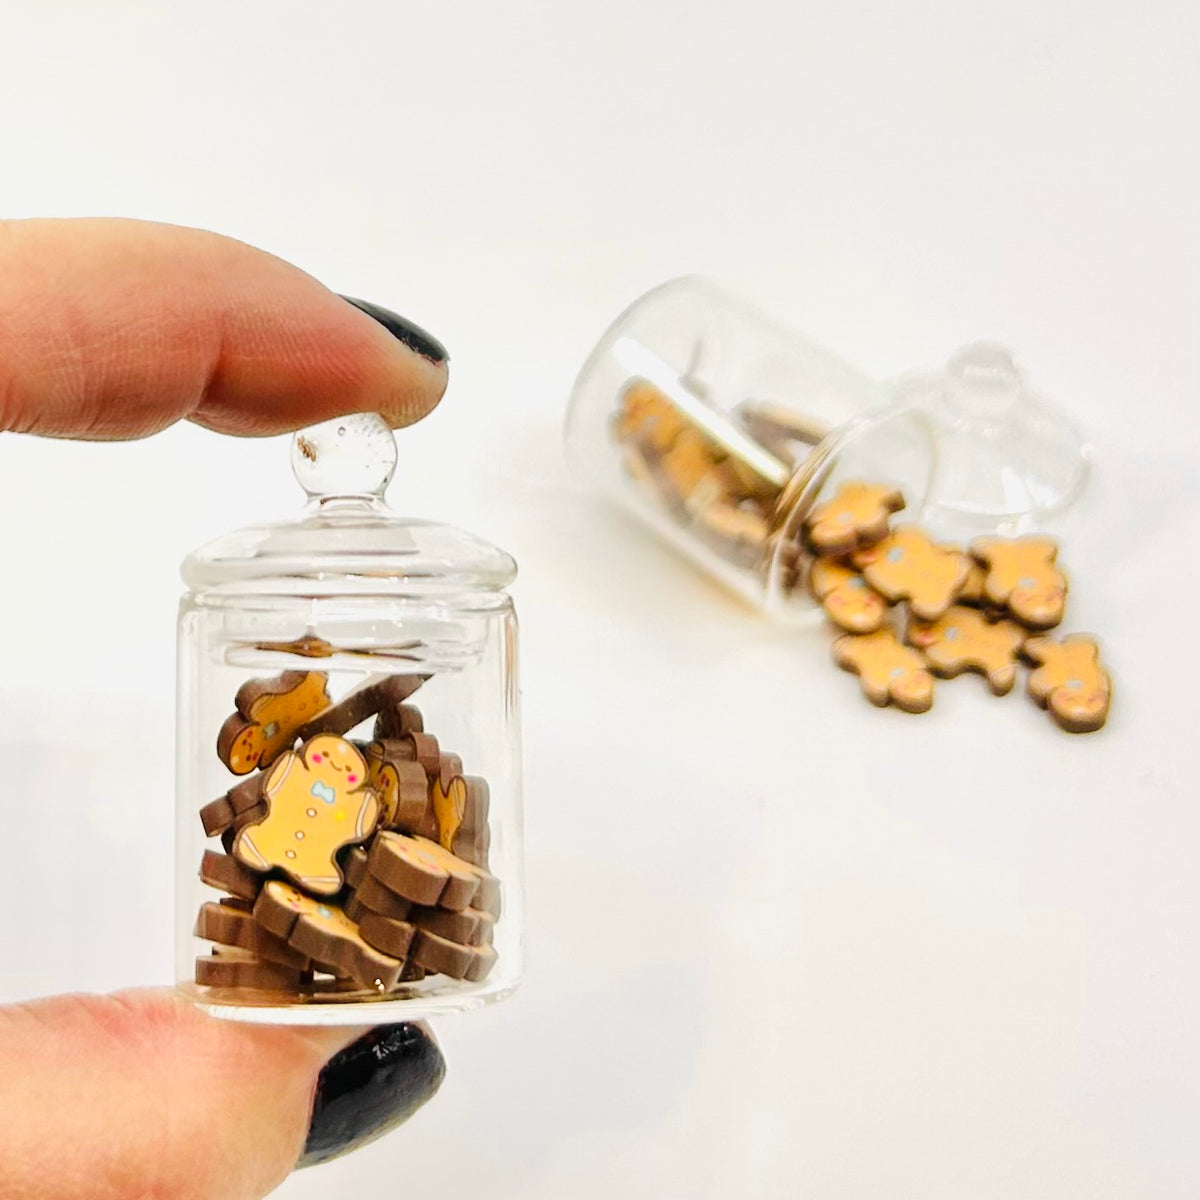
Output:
[
  {"xmin": 970, "ymin": 537, "xmax": 1068, "ymax": 630},
  {"xmin": 195, "ymin": 948, "xmax": 306, "ymax": 991},
  {"xmin": 1023, "ymin": 634, "xmax": 1111, "ymax": 733},
  {"xmin": 808, "ymin": 558, "xmax": 889, "ymax": 634},
  {"xmin": 253, "ymin": 634, "xmax": 335, "ymax": 658},
  {"xmin": 365, "ymin": 741, "xmax": 431, "ymax": 828},
  {"xmin": 411, "ymin": 931, "xmax": 498, "ymax": 982},
  {"xmin": 853, "ymin": 527, "xmax": 971, "ymax": 621},
  {"xmin": 405, "ymin": 731, "xmax": 442, "ymax": 777},
  {"xmin": 465, "ymin": 943, "xmax": 499, "ymax": 983},
  {"xmin": 254, "ymin": 880, "xmax": 404, "ymax": 991},
  {"xmin": 198, "ymin": 849, "xmax": 263, "ymax": 902},
  {"xmin": 411, "ymin": 905, "xmax": 495, "ymax": 947},
  {"xmin": 355, "ymin": 911, "xmax": 417, "ymax": 960},
  {"xmin": 804, "ymin": 481, "xmax": 905, "ymax": 556},
  {"xmin": 906, "ymin": 606, "xmax": 1027, "ymax": 695},
  {"xmin": 693, "ymin": 500, "xmax": 770, "ymax": 567},
  {"xmin": 348, "ymin": 875, "xmax": 414, "ymax": 922},
  {"xmin": 375, "ymin": 703, "xmax": 425, "ymax": 740},
  {"xmin": 296, "ymin": 674, "xmax": 428, "ymax": 741},
  {"xmin": 194, "ymin": 901, "xmax": 310, "ymax": 968},
  {"xmin": 233, "ymin": 736, "xmax": 380, "ymax": 896},
  {"xmin": 217, "ymin": 671, "xmax": 331, "ymax": 775},
  {"xmin": 366, "ymin": 833, "xmax": 483, "ymax": 911},
  {"xmin": 833, "ymin": 628, "xmax": 935, "ymax": 713},
  {"xmin": 343, "ymin": 845, "xmax": 369, "ymax": 890},
  {"xmin": 199, "ymin": 774, "xmax": 267, "ymax": 838}
]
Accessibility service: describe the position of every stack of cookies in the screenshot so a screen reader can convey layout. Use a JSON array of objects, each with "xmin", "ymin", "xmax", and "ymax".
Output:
[
  {"xmin": 802, "ymin": 482, "xmax": 1112, "ymax": 732},
  {"xmin": 194, "ymin": 663, "xmax": 500, "ymax": 996}
]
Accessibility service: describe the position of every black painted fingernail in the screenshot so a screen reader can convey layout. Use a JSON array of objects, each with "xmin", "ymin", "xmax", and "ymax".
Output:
[
  {"xmin": 298, "ymin": 1023, "xmax": 446, "ymax": 1169},
  {"xmin": 340, "ymin": 295, "xmax": 448, "ymax": 364}
]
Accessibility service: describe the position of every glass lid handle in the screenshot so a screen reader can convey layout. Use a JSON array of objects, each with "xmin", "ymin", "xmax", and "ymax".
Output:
[{"xmin": 290, "ymin": 412, "xmax": 398, "ymax": 502}]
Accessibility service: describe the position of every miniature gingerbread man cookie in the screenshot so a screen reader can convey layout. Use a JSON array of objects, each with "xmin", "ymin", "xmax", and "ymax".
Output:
[
  {"xmin": 217, "ymin": 670, "xmax": 331, "ymax": 775},
  {"xmin": 254, "ymin": 881, "xmax": 403, "ymax": 991},
  {"xmin": 808, "ymin": 558, "xmax": 889, "ymax": 634},
  {"xmin": 233, "ymin": 735, "xmax": 380, "ymax": 895},
  {"xmin": 906, "ymin": 605, "xmax": 1027, "ymax": 695},
  {"xmin": 804, "ymin": 481, "xmax": 905, "ymax": 556},
  {"xmin": 853, "ymin": 527, "xmax": 971, "ymax": 621},
  {"xmin": 615, "ymin": 380, "xmax": 689, "ymax": 454},
  {"xmin": 833, "ymin": 628, "xmax": 935, "ymax": 713},
  {"xmin": 970, "ymin": 536, "xmax": 1067, "ymax": 629},
  {"xmin": 1023, "ymin": 634, "xmax": 1111, "ymax": 732}
]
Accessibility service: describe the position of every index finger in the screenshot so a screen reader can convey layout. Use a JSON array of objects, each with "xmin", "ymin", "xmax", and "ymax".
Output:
[{"xmin": 0, "ymin": 218, "xmax": 449, "ymax": 440}]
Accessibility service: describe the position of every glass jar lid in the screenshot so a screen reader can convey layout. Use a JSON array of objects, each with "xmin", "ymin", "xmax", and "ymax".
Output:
[{"xmin": 181, "ymin": 414, "xmax": 517, "ymax": 594}]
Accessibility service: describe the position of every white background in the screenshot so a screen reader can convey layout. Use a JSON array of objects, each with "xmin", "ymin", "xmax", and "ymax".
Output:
[{"xmin": 2, "ymin": 3, "xmax": 1198, "ymax": 1197}]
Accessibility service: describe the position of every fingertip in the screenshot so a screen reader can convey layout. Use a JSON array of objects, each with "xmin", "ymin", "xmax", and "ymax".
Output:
[
  {"xmin": 0, "ymin": 218, "xmax": 452, "ymax": 440},
  {"xmin": 0, "ymin": 989, "xmax": 443, "ymax": 1200}
]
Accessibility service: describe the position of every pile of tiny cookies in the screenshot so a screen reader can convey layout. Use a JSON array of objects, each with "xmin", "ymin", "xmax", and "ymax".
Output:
[
  {"xmin": 194, "ymin": 664, "xmax": 499, "ymax": 996},
  {"xmin": 801, "ymin": 481, "xmax": 1111, "ymax": 732}
]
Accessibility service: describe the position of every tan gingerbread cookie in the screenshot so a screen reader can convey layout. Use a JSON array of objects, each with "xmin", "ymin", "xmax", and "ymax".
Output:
[
  {"xmin": 970, "ymin": 536, "xmax": 1068, "ymax": 629},
  {"xmin": 1023, "ymin": 634, "xmax": 1111, "ymax": 733},
  {"xmin": 804, "ymin": 481, "xmax": 905, "ymax": 556},
  {"xmin": 833, "ymin": 628, "xmax": 935, "ymax": 712},
  {"xmin": 253, "ymin": 881, "xmax": 404, "ymax": 991},
  {"xmin": 217, "ymin": 670, "xmax": 331, "ymax": 775},
  {"xmin": 853, "ymin": 527, "xmax": 971, "ymax": 621},
  {"xmin": 615, "ymin": 379, "xmax": 690, "ymax": 454},
  {"xmin": 906, "ymin": 605, "xmax": 1027, "ymax": 695},
  {"xmin": 233, "ymin": 735, "xmax": 380, "ymax": 895},
  {"xmin": 808, "ymin": 558, "xmax": 889, "ymax": 634}
]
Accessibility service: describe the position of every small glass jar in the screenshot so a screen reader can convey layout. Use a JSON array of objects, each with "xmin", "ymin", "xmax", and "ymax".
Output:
[
  {"xmin": 175, "ymin": 415, "xmax": 523, "ymax": 1023},
  {"xmin": 565, "ymin": 277, "xmax": 1088, "ymax": 621}
]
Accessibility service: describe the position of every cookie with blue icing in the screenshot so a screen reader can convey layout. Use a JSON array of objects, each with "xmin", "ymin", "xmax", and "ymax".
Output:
[
  {"xmin": 253, "ymin": 880, "xmax": 403, "ymax": 991},
  {"xmin": 1023, "ymin": 634, "xmax": 1111, "ymax": 733},
  {"xmin": 217, "ymin": 670, "xmax": 331, "ymax": 775},
  {"xmin": 906, "ymin": 605, "xmax": 1027, "ymax": 695},
  {"xmin": 808, "ymin": 558, "xmax": 889, "ymax": 633},
  {"xmin": 970, "ymin": 536, "xmax": 1067, "ymax": 630},
  {"xmin": 853, "ymin": 527, "xmax": 971, "ymax": 621},
  {"xmin": 804, "ymin": 481, "xmax": 905, "ymax": 556},
  {"xmin": 233, "ymin": 735, "xmax": 380, "ymax": 896},
  {"xmin": 833, "ymin": 627, "xmax": 935, "ymax": 713}
]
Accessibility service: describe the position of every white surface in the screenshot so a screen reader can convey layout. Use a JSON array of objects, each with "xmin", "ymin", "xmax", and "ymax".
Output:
[{"xmin": 1, "ymin": 3, "xmax": 1198, "ymax": 1197}]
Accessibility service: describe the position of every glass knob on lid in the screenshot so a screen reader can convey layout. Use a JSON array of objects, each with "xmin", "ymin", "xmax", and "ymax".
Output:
[{"xmin": 290, "ymin": 412, "xmax": 398, "ymax": 501}]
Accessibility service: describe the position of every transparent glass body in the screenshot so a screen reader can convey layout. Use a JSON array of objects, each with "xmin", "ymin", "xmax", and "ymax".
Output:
[
  {"xmin": 565, "ymin": 277, "xmax": 937, "ymax": 621},
  {"xmin": 565, "ymin": 278, "xmax": 1089, "ymax": 619},
  {"xmin": 175, "ymin": 417, "xmax": 523, "ymax": 1023}
]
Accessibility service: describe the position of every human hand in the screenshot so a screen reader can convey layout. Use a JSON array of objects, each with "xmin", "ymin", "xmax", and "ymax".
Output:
[{"xmin": 0, "ymin": 217, "xmax": 450, "ymax": 1199}]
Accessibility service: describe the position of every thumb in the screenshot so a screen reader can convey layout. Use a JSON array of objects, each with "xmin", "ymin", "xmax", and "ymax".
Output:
[{"xmin": 0, "ymin": 989, "xmax": 444, "ymax": 1200}]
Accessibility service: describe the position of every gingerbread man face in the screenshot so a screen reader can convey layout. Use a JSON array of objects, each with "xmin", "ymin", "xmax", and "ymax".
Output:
[
  {"xmin": 804, "ymin": 481, "xmax": 905, "ymax": 557},
  {"xmin": 833, "ymin": 628, "xmax": 934, "ymax": 712},
  {"xmin": 808, "ymin": 558, "xmax": 889, "ymax": 634},
  {"xmin": 906, "ymin": 605, "xmax": 1027, "ymax": 695},
  {"xmin": 1023, "ymin": 635, "xmax": 1111, "ymax": 732},
  {"xmin": 970, "ymin": 536, "xmax": 1067, "ymax": 629},
  {"xmin": 853, "ymin": 527, "xmax": 971, "ymax": 621},
  {"xmin": 234, "ymin": 735, "xmax": 380, "ymax": 895}
]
